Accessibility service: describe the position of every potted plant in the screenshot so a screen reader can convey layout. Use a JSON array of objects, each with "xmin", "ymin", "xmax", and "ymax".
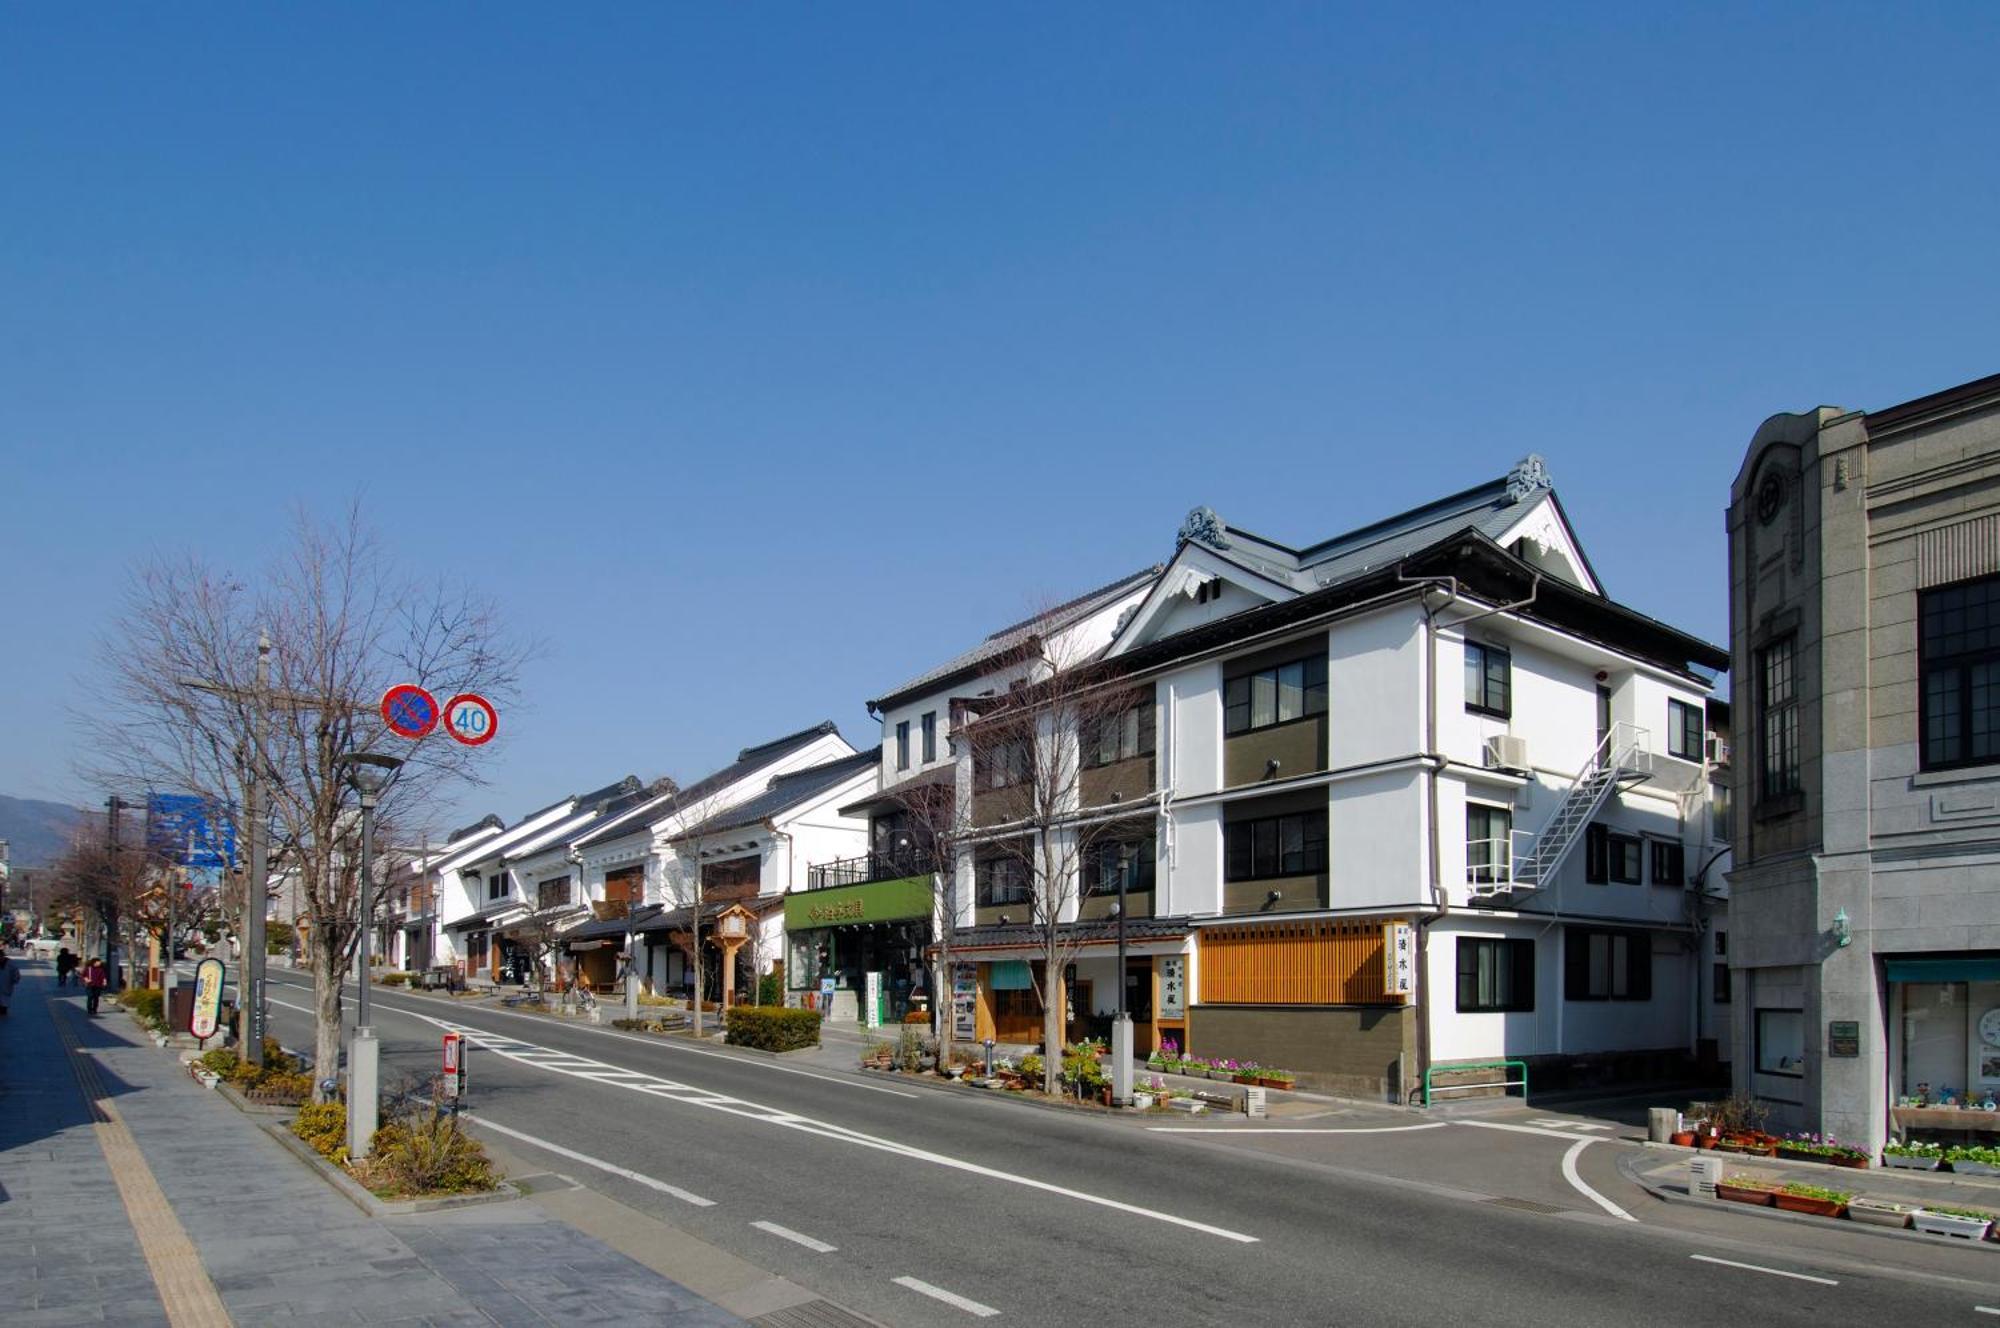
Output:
[
  {"xmin": 1773, "ymin": 1182, "xmax": 1851, "ymax": 1218},
  {"xmin": 1945, "ymin": 1144, "xmax": 2000, "ymax": 1177},
  {"xmin": 1912, "ymin": 1206, "xmax": 1996, "ymax": 1240},
  {"xmin": 1715, "ymin": 1173, "xmax": 1781, "ymax": 1206},
  {"xmin": 1259, "ymin": 1068, "xmax": 1296, "ymax": 1091},
  {"xmin": 1775, "ymin": 1133, "xmax": 1871, "ymax": 1169},
  {"xmin": 1669, "ymin": 1128, "xmax": 1697, "ymax": 1147},
  {"xmin": 1233, "ymin": 1061, "xmax": 1263, "ymax": 1086},
  {"xmin": 1847, "ymin": 1196, "xmax": 1919, "ymax": 1230},
  {"xmin": 1210, "ymin": 1059, "xmax": 1239, "ymax": 1082},
  {"xmin": 1882, "ymin": 1139, "xmax": 1944, "ymax": 1170}
]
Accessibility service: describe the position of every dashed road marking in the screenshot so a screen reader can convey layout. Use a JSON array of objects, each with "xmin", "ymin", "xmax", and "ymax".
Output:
[
  {"xmin": 457, "ymin": 1112, "xmax": 714, "ymax": 1206},
  {"xmin": 894, "ymin": 1276, "xmax": 1000, "ymax": 1317},
  {"xmin": 752, "ymin": 1220, "xmax": 837, "ymax": 1253},
  {"xmin": 1690, "ymin": 1254, "xmax": 1837, "ymax": 1286}
]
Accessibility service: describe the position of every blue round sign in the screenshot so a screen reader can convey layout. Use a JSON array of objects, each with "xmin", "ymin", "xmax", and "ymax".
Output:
[{"xmin": 381, "ymin": 684, "xmax": 440, "ymax": 739}]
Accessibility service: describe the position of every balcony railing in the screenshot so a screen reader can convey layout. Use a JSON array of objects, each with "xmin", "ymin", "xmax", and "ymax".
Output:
[{"xmin": 807, "ymin": 846, "xmax": 938, "ymax": 891}]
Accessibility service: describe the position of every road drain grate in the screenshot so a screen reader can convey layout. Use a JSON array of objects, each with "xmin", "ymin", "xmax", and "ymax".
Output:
[
  {"xmin": 1483, "ymin": 1195, "xmax": 1569, "ymax": 1215},
  {"xmin": 753, "ymin": 1300, "xmax": 886, "ymax": 1328}
]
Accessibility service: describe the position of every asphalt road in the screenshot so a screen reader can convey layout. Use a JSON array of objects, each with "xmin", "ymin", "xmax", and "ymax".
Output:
[{"xmin": 250, "ymin": 973, "xmax": 2000, "ymax": 1327}]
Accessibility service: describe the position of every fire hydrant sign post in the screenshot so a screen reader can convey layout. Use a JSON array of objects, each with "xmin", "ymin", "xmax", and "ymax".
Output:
[
  {"xmin": 189, "ymin": 957, "xmax": 226, "ymax": 1045},
  {"xmin": 442, "ymin": 1032, "xmax": 467, "ymax": 1111}
]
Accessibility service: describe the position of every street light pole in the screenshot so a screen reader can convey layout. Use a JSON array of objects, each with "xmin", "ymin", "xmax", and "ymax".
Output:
[
  {"xmin": 1111, "ymin": 852, "xmax": 1133, "ymax": 1108},
  {"xmin": 337, "ymin": 751, "xmax": 402, "ymax": 1162}
]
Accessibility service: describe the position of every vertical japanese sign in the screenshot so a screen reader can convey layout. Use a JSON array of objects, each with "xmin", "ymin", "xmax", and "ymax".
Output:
[
  {"xmin": 1383, "ymin": 921, "xmax": 1416, "ymax": 998},
  {"xmin": 864, "ymin": 971, "xmax": 883, "ymax": 1028},
  {"xmin": 190, "ymin": 958, "xmax": 226, "ymax": 1041},
  {"xmin": 951, "ymin": 962, "xmax": 977, "ymax": 1040},
  {"xmin": 1159, "ymin": 955, "xmax": 1186, "ymax": 1019}
]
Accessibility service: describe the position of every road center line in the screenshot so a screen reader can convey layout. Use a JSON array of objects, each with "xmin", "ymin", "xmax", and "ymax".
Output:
[
  {"xmin": 455, "ymin": 1111, "xmax": 714, "ymax": 1206},
  {"xmin": 1148, "ymin": 1123, "xmax": 1449, "ymax": 1135},
  {"xmin": 1689, "ymin": 1254, "xmax": 1837, "ymax": 1286},
  {"xmin": 751, "ymin": 1220, "xmax": 837, "ymax": 1253},
  {"xmin": 1974, "ymin": 1306, "xmax": 2000, "ymax": 1316},
  {"xmin": 894, "ymin": 1276, "xmax": 1000, "ymax": 1317}
]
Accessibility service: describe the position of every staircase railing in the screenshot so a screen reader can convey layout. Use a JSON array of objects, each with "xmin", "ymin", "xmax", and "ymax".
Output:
[{"xmin": 1504, "ymin": 721, "xmax": 1653, "ymax": 893}]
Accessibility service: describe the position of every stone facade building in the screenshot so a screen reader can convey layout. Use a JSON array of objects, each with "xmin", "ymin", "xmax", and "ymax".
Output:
[{"xmin": 1726, "ymin": 370, "xmax": 2000, "ymax": 1148}]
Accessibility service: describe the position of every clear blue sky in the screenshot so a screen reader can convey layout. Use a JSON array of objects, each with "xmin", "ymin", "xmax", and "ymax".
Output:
[{"xmin": 4, "ymin": 5, "xmax": 1996, "ymax": 828}]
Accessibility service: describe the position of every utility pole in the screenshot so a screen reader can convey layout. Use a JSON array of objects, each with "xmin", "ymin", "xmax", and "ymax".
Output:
[
  {"xmin": 1111, "ymin": 853, "xmax": 1133, "ymax": 1108},
  {"xmin": 240, "ymin": 632, "xmax": 272, "ymax": 1065},
  {"xmin": 105, "ymin": 795, "xmax": 124, "ymax": 982}
]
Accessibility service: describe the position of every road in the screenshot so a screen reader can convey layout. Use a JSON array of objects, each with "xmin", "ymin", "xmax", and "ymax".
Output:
[{"xmin": 247, "ymin": 971, "xmax": 2000, "ymax": 1327}]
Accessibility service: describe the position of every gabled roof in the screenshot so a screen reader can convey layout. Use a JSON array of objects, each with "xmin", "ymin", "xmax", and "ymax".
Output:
[
  {"xmin": 569, "ymin": 723, "xmax": 847, "ymax": 852},
  {"xmin": 675, "ymin": 748, "xmax": 880, "ymax": 841},
  {"xmin": 869, "ymin": 567, "xmax": 1163, "ymax": 712},
  {"xmin": 448, "ymin": 814, "xmax": 504, "ymax": 844},
  {"xmin": 1108, "ymin": 456, "xmax": 1598, "ymax": 657}
]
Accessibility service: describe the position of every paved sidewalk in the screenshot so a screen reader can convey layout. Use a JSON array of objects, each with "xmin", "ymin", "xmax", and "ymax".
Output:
[{"xmin": 0, "ymin": 961, "xmax": 746, "ymax": 1326}]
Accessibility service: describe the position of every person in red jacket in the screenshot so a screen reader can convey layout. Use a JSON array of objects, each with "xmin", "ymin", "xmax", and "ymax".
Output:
[{"xmin": 82, "ymin": 957, "xmax": 109, "ymax": 1016}]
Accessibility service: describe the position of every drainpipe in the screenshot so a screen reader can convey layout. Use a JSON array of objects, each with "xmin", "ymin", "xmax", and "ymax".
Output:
[{"xmin": 1399, "ymin": 564, "xmax": 1544, "ymax": 1103}]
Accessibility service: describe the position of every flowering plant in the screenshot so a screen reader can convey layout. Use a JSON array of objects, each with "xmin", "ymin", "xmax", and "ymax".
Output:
[
  {"xmin": 1775, "ymin": 1132, "xmax": 1869, "ymax": 1161},
  {"xmin": 1882, "ymin": 1138, "xmax": 1943, "ymax": 1158}
]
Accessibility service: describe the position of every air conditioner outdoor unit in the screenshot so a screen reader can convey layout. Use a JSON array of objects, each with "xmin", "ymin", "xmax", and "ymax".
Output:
[
  {"xmin": 1704, "ymin": 733, "xmax": 1731, "ymax": 766},
  {"xmin": 1485, "ymin": 735, "xmax": 1530, "ymax": 772}
]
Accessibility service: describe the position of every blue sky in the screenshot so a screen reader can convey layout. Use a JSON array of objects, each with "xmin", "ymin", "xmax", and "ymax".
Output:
[{"xmin": 4, "ymin": 5, "xmax": 1996, "ymax": 828}]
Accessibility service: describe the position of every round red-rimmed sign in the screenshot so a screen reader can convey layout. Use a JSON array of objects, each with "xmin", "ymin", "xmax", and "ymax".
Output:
[
  {"xmin": 381, "ymin": 684, "xmax": 440, "ymax": 739},
  {"xmin": 443, "ymin": 692, "xmax": 498, "ymax": 746}
]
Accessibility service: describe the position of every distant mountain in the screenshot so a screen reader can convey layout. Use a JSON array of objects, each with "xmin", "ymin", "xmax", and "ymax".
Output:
[{"xmin": 0, "ymin": 794, "xmax": 86, "ymax": 868}]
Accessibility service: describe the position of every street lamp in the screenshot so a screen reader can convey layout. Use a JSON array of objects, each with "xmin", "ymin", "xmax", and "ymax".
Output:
[{"xmin": 337, "ymin": 751, "xmax": 402, "ymax": 1161}]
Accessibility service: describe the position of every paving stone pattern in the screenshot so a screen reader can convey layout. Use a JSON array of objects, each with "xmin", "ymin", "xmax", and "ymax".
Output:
[{"xmin": 0, "ymin": 963, "xmax": 744, "ymax": 1327}]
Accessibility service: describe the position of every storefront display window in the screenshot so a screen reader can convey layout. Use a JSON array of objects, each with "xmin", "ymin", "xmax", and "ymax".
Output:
[{"xmin": 1755, "ymin": 1008, "xmax": 1804, "ymax": 1076}]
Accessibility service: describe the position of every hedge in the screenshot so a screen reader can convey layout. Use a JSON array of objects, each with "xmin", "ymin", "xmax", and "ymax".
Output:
[{"xmin": 723, "ymin": 1004, "xmax": 820, "ymax": 1053}]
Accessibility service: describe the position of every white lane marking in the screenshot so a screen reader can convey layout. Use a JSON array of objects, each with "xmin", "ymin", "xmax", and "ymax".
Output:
[
  {"xmin": 1689, "ymin": 1254, "xmax": 1837, "ymax": 1286},
  {"xmin": 1560, "ymin": 1138, "xmax": 1635, "ymax": 1222},
  {"xmin": 266, "ymin": 975, "xmax": 922, "ymax": 1099},
  {"xmin": 1148, "ymin": 1123, "xmax": 1449, "ymax": 1135},
  {"xmin": 1975, "ymin": 1307, "xmax": 2000, "ymax": 1316},
  {"xmin": 893, "ymin": 1276, "xmax": 1000, "ymax": 1317},
  {"xmin": 751, "ymin": 1220, "xmax": 837, "ymax": 1253},
  {"xmin": 1457, "ymin": 1120, "xmax": 1611, "ymax": 1142},
  {"xmin": 456, "ymin": 1111, "xmax": 713, "ymax": 1206},
  {"xmin": 404, "ymin": 1010, "xmax": 1258, "ymax": 1244},
  {"xmin": 1527, "ymin": 1118, "xmax": 1610, "ymax": 1132}
]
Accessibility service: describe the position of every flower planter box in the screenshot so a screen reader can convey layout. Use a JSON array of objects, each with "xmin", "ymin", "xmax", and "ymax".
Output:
[
  {"xmin": 1716, "ymin": 1141, "xmax": 1777, "ymax": 1157},
  {"xmin": 1847, "ymin": 1199, "xmax": 1916, "ymax": 1230},
  {"xmin": 1209, "ymin": 1070, "xmax": 1236, "ymax": 1082},
  {"xmin": 1131, "ymin": 1093, "xmax": 1156, "ymax": 1110},
  {"xmin": 1715, "ymin": 1182, "xmax": 1775, "ymax": 1206},
  {"xmin": 1258, "ymin": 1078, "xmax": 1294, "ymax": 1091},
  {"xmin": 1947, "ymin": 1159, "xmax": 2000, "ymax": 1177},
  {"xmin": 1233, "ymin": 1074, "xmax": 1260, "ymax": 1086},
  {"xmin": 1912, "ymin": 1211, "xmax": 1993, "ymax": 1240},
  {"xmin": 1775, "ymin": 1148, "xmax": 1869, "ymax": 1169},
  {"xmin": 1882, "ymin": 1153, "xmax": 1940, "ymax": 1171},
  {"xmin": 1773, "ymin": 1192, "xmax": 1847, "ymax": 1219}
]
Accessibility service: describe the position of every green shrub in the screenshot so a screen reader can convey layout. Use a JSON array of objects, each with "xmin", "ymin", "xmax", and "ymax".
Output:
[
  {"xmin": 1062, "ymin": 1044, "xmax": 1106, "ymax": 1090},
  {"xmin": 895, "ymin": 1025, "xmax": 926, "ymax": 1071},
  {"xmin": 250, "ymin": 1072, "xmax": 313, "ymax": 1104},
  {"xmin": 723, "ymin": 1004, "xmax": 821, "ymax": 1052},
  {"xmin": 1018, "ymin": 1053, "xmax": 1044, "ymax": 1081},
  {"xmin": 118, "ymin": 987, "xmax": 165, "ymax": 1029},
  {"xmin": 363, "ymin": 1111, "xmax": 496, "ymax": 1197},
  {"xmin": 265, "ymin": 921, "xmax": 296, "ymax": 955},
  {"xmin": 377, "ymin": 971, "xmax": 410, "ymax": 987},
  {"xmin": 293, "ymin": 1102, "xmax": 348, "ymax": 1163},
  {"xmin": 198, "ymin": 1048, "xmax": 238, "ymax": 1077},
  {"xmin": 757, "ymin": 972, "xmax": 783, "ymax": 1006}
]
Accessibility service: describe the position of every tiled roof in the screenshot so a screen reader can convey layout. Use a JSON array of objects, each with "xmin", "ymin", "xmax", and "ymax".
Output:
[
  {"xmin": 677, "ymin": 748, "xmax": 881, "ymax": 840},
  {"xmin": 869, "ymin": 567, "xmax": 1162, "ymax": 710},
  {"xmin": 448, "ymin": 814, "xmax": 504, "ymax": 844},
  {"xmin": 569, "ymin": 725, "xmax": 845, "ymax": 851}
]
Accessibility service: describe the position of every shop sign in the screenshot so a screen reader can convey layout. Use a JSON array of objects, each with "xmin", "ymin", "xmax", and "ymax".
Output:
[
  {"xmin": 1383, "ymin": 921, "xmax": 1415, "ymax": 997},
  {"xmin": 783, "ymin": 875, "xmax": 931, "ymax": 931},
  {"xmin": 952, "ymin": 962, "xmax": 977, "ymax": 1040},
  {"xmin": 865, "ymin": 971, "xmax": 883, "ymax": 1029},
  {"xmin": 1827, "ymin": 1020, "xmax": 1860, "ymax": 1058},
  {"xmin": 1159, "ymin": 955, "xmax": 1186, "ymax": 1019}
]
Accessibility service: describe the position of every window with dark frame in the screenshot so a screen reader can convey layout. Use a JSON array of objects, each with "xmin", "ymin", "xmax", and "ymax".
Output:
[
  {"xmin": 921, "ymin": 711, "xmax": 937, "ymax": 764},
  {"xmin": 536, "ymin": 876, "xmax": 571, "ymax": 911},
  {"xmin": 1667, "ymin": 699, "xmax": 1704, "ymax": 761},
  {"xmin": 980, "ymin": 738, "xmax": 1032, "ymax": 789},
  {"xmin": 1920, "ymin": 574, "xmax": 2000, "ymax": 770},
  {"xmin": 1084, "ymin": 700, "xmax": 1156, "ymax": 769},
  {"xmin": 1081, "ymin": 834, "xmax": 1156, "ymax": 896},
  {"xmin": 1464, "ymin": 640, "xmax": 1511, "ymax": 717},
  {"xmin": 1224, "ymin": 810, "xmax": 1329, "ymax": 882},
  {"xmin": 1649, "ymin": 839, "xmax": 1684, "ymax": 887},
  {"xmin": 1713, "ymin": 961, "xmax": 1731, "ymax": 1004},
  {"xmin": 974, "ymin": 855, "xmax": 1031, "ymax": 908},
  {"xmin": 1710, "ymin": 779, "xmax": 1733, "ymax": 843},
  {"xmin": 1224, "ymin": 655, "xmax": 1328, "ymax": 736},
  {"xmin": 1758, "ymin": 635, "xmax": 1800, "ymax": 799},
  {"xmin": 1466, "ymin": 804, "xmax": 1512, "ymax": 885},
  {"xmin": 1564, "ymin": 927, "xmax": 1652, "ymax": 1001},
  {"xmin": 483, "ymin": 874, "xmax": 506, "ymax": 901},
  {"xmin": 1584, "ymin": 824, "xmax": 1642, "ymax": 884},
  {"xmin": 895, "ymin": 720, "xmax": 911, "ymax": 771},
  {"xmin": 1457, "ymin": 937, "xmax": 1534, "ymax": 1013}
]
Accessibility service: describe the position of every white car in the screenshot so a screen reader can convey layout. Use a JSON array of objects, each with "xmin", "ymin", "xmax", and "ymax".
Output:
[{"xmin": 27, "ymin": 936, "xmax": 66, "ymax": 959}]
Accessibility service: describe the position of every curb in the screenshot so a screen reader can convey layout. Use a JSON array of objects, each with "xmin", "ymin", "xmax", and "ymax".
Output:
[
  {"xmin": 1614, "ymin": 1151, "xmax": 2000, "ymax": 1255},
  {"xmin": 261, "ymin": 1121, "xmax": 523, "ymax": 1218}
]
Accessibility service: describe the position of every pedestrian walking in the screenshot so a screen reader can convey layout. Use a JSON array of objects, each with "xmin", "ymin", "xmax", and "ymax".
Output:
[
  {"xmin": 82, "ymin": 957, "xmax": 108, "ymax": 1016},
  {"xmin": 0, "ymin": 952, "xmax": 21, "ymax": 1018},
  {"xmin": 55, "ymin": 946, "xmax": 77, "ymax": 987}
]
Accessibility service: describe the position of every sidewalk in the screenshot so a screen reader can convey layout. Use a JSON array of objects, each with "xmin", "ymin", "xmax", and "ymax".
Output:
[{"xmin": 0, "ymin": 960, "xmax": 747, "ymax": 1326}]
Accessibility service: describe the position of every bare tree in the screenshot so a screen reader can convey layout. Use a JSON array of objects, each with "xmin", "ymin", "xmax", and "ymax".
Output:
[
  {"xmin": 880, "ymin": 774, "xmax": 964, "ymax": 1072},
  {"xmin": 952, "ymin": 631, "xmax": 1138, "ymax": 1095},
  {"xmin": 46, "ymin": 817, "xmax": 167, "ymax": 982},
  {"xmin": 83, "ymin": 504, "xmax": 528, "ymax": 1098}
]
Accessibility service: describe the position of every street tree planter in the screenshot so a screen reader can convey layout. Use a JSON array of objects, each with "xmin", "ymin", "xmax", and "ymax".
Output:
[
  {"xmin": 1773, "ymin": 1186, "xmax": 1850, "ymax": 1219},
  {"xmin": 1912, "ymin": 1210, "xmax": 1994, "ymax": 1240}
]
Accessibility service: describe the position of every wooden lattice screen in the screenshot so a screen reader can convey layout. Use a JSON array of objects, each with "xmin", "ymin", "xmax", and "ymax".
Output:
[{"xmin": 1199, "ymin": 917, "xmax": 1392, "ymax": 1005}]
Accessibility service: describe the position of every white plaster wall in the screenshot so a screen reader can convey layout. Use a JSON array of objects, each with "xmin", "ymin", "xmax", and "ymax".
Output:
[
  {"xmin": 1164, "ymin": 660, "xmax": 1222, "ymax": 797},
  {"xmin": 1164, "ymin": 802, "xmax": 1224, "ymax": 916},
  {"xmin": 1328, "ymin": 608, "xmax": 1424, "ymax": 767},
  {"xmin": 1330, "ymin": 769, "xmax": 1427, "ymax": 911}
]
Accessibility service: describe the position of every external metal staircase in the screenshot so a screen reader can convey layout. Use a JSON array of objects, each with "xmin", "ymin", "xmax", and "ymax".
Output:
[{"xmin": 1473, "ymin": 722, "xmax": 1654, "ymax": 902}]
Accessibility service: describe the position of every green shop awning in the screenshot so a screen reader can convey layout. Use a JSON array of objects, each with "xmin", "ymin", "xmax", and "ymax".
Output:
[
  {"xmin": 783, "ymin": 875, "xmax": 931, "ymax": 931},
  {"xmin": 988, "ymin": 960, "xmax": 1034, "ymax": 990},
  {"xmin": 1884, "ymin": 957, "xmax": 2000, "ymax": 983}
]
